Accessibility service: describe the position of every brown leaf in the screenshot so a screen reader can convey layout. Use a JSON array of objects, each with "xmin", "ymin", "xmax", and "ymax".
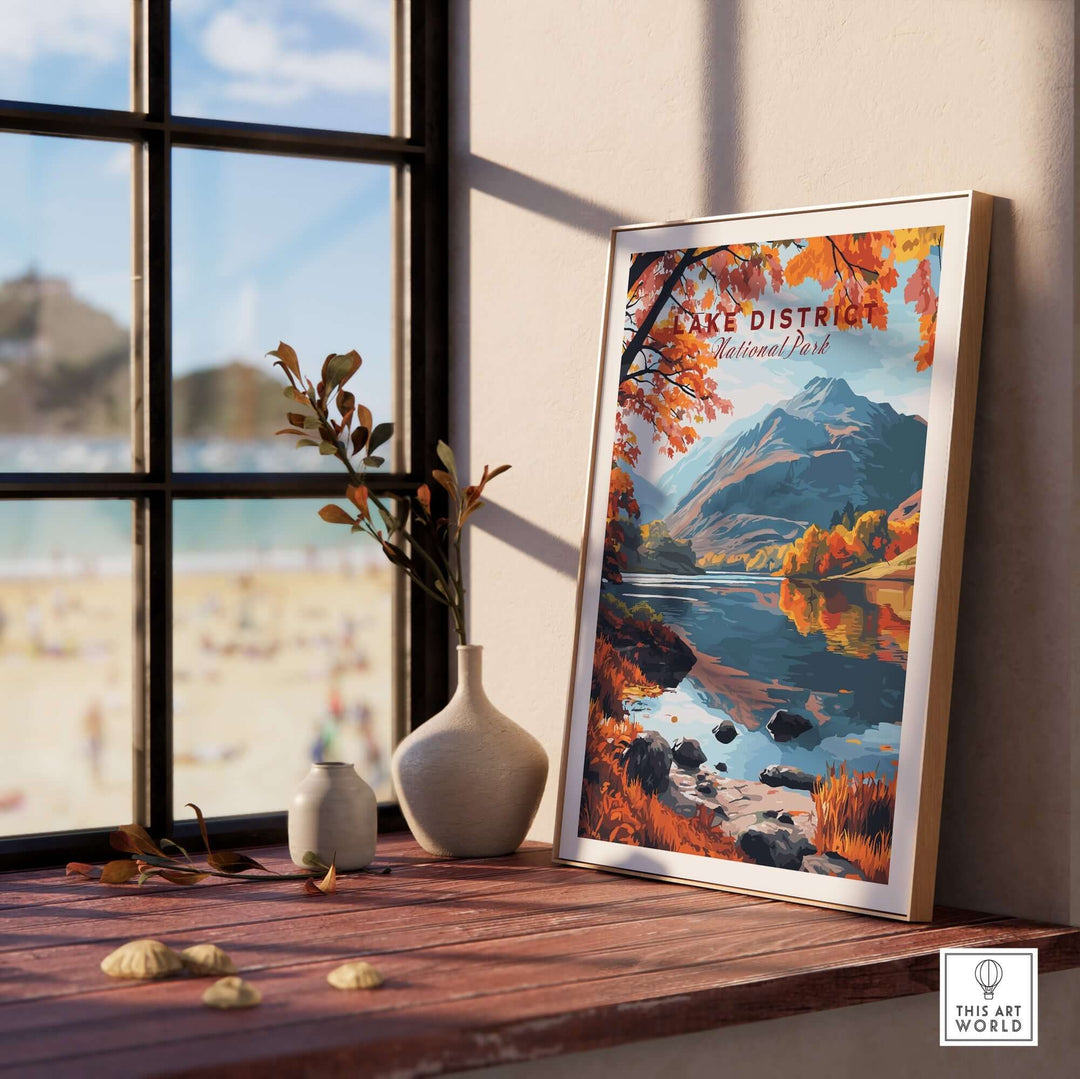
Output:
[
  {"xmin": 416, "ymin": 484, "xmax": 431, "ymax": 514},
  {"xmin": 379, "ymin": 540, "xmax": 411, "ymax": 570},
  {"xmin": 65, "ymin": 862, "xmax": 97, "ymax": 879},
  {"xmin": 185, "ymin": 803, "xmax": 213, "ymax": 857},
  {"xmin": 319, "ymin": 504, "xmax": 355, "ymax": 525},
  {"xmin": 159, "ymin": 870, "xmax": 209, "ymax": 886},
  {"xmin": 207, "ymin": 850, "xmax": 268, "ymax": 873},
  {"xmin": 286, "ymin": 411, "xmax": 307, "ymax": 427},
  {"xmin": 355, "ymin": 404, "xmax": 373, "ymax": 433},
  {"xmin": 345, "ymin": 485, "xmax": 370, "ymax": 519},
  {"xmin": 109, "ymin": 824, "xmax": 165, "ymax": 858},
  {"xmin": 274, "ymin": 427, "xmax": 309, "ymax": 438},
  {"xmin": 368, "ymin": 422, "xmax": 393, "ymax": 455},
  {"xmin": 303, "ymin": 859, "xmax": 337, "ymax": 895},
  {"xmin": 431, "ymin": 469, "xmax": 456, "ymax": 497},
  {"xmin": 100, "ymin": 859, "xmax": 141, "ymax": 885},
  {"xmin": 486, "ymin": 463, "xmax": 512, "ymax": 481},
  {"xmin": 268, "ymin": 342, "xmax": 301, "ymax": 380},
  {"xmin": 436, "ymin": 440, "xmax": 457, "ymax": 479},
  {"xmin": 323, "ymin": 351, "xmax": 362, "ymax": 392}
]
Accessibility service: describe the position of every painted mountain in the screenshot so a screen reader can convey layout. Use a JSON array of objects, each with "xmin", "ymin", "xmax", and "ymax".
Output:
[{"xmin": 665, "ymin": 377, "xmax": 927, "ymax": 557}]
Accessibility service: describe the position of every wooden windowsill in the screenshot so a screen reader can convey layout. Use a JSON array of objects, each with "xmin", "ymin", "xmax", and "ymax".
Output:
[{"xmin": 1, "ymin": 834, "xmax": 1077, "ymax": 1077}]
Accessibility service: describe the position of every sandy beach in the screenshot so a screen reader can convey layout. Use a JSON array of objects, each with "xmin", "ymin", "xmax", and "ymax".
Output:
[{"xmin": 0, "ymin": 561, "xmax": 395, "ymax": 839}]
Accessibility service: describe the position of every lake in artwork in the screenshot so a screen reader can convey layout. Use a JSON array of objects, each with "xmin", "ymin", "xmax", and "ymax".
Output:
[{"xmin": 614, "ymin": 571, "xmax": 908, "ymax": 783}]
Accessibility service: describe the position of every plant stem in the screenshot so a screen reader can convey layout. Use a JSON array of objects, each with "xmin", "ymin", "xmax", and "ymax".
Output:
[
  {"xmin": 135, "ymin": 853, "xmax": 380, "ymax": 883},
  {"xmin": 453, "ymin": 528, "xmax": 467, "ymax": 645}
]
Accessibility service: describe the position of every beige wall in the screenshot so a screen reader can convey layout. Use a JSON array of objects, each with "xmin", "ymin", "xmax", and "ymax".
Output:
[
  {"xmin": 450, "ymin": 0, "xmax": 1075, "ymax": 922},
  {"xmin": 448, "ymin": 0, "xmax": 1074, "ymax": 1070}
]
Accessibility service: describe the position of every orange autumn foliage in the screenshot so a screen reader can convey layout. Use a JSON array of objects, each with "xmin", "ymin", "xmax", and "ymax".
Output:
[
  {"xmin": 812, "ymin": 764, "xmax": 896, "ymax": 884},
  {"xmin": 579, "ymin": 704, "xmax": 743, "ymax": 861},
  {"xmin": 783, "ymin": 228, "xmax": 941, "ymax": 367},
  {"xmin": 582, "ymin": 631, "xmax": 745, "ymax": 863},
  {"xmin": 778, "ymin": 578, "xmax": 912, "ymax": 664},
  {"xmin": 779, "ymin": 511, "xmax": 918, "ymax": 579},
  {"xmin": 885, "ymin": 513, "xmax": 919, "ymax": 561}
]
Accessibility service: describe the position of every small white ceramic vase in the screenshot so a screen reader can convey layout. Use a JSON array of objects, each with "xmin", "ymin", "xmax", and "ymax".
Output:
[
  {"xmin": 392, "ymin": 645, "xmax": 548, "ymax": 857},
  {"xmin": 288, "ymin": 761, "xmax": 377, "ymax": 870}
]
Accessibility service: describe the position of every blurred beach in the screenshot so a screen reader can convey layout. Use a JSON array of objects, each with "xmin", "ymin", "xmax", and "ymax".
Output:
[{"xmin": 0, "ymin": 499, "xmax": 395, "ymax": 839}]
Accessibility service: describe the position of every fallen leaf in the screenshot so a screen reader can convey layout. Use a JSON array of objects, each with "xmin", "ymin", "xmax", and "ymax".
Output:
[
  {"xmin": 109, "ymin": 824, "xmax": 166, "ymax": 858},
  {"xmin": 303, "ymin": 859, "xmax": 337, "ymax": 895},
  {"xmin": 159, "ymin": 870, "xmax": 209, "ymax": 886},
  {"xmin": 208, "ymin": 850, "xmax": 268, "ymax": 873},
  {"xmin": 100, "ymin": 860, "xmax": 142, "ymax": 885},
  {"xmin": 185, "ymin": 803, "xmax": 213, "ymax": 856}
]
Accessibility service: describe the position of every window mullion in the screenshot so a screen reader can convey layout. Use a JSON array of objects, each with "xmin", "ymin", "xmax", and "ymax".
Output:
[{"xmin": 141, "ymin": 1, "xmax": 173, "ymax": 836}]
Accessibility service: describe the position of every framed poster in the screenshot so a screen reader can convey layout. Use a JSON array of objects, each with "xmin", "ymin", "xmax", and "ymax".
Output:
[{"xmin": 554, "ymin": 192, "xmax": 992, "ymax": 920}]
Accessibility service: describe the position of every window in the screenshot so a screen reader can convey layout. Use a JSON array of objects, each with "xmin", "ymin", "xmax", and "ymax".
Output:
[{"xmin": 0, "ymin": 1, "xmax": 448, "ymax": 868}]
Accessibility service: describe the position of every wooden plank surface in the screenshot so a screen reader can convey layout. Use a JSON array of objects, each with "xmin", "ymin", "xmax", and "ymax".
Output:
[{"xmin": 0, "ymin": 835, "xmax": 1076, "ymax": 1078}]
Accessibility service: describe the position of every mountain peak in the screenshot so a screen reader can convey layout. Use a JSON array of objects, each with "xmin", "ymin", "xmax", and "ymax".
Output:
[
  {"xmin": 801, "ymin": 375, "xmax": 856, "ymax": 398},
  {"xmin": 783, "ymin": 376, "xmax": 875, "ymax": 424}
]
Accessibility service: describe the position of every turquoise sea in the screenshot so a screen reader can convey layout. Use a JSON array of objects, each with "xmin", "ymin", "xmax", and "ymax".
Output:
[{"xmin": 0, "ymin": 437, "xmax": 382, "ymax": 573}]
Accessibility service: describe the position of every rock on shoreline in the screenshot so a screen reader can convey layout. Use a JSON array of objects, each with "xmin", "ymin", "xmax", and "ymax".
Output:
[
  {"xmin": 766, "ymin": 709, "xmax": 812, "ymax": 742},
  {"xmin": 622, "ymin": 729, "xmax": 866, "ymax": 877},
  {"xmin": 712, "ymin": 720, "xmax": 738, "ymax": 744},
  {"xmin": 759, "ymin": 764, "xmax": 817, "ymax": 791},
  {"xmin": 621, "ymin": 731, "xmax": 672, "ymax": 795}
]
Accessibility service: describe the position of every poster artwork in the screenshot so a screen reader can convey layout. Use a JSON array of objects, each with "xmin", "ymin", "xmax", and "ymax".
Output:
[{"xmin": 580, "ymin": 229, "xmax": 943, "ymax": 884}]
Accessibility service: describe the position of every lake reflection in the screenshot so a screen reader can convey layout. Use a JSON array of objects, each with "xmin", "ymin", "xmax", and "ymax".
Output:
[{"xmin": 615, "ymin": 572, "xmax": 911, "ymax": 782}]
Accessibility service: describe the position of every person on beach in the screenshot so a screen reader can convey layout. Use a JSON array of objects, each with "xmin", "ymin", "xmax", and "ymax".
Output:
[{"xmin": 83, "ymin": 700, "xmax": 104, "ymax": 784}]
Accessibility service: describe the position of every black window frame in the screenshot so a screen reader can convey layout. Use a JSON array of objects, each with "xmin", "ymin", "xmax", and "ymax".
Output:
[{"xmin": 0, "ymin": 1, "xmax": 449, "ymax": 870}]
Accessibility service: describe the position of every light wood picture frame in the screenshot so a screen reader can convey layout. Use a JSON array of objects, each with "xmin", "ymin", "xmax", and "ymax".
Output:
[{"xmin": 554, "ymin": 192, "xmax": 992, "ymax": 921}]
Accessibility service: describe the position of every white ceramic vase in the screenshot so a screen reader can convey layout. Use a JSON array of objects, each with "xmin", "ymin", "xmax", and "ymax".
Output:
[
  {"xmin": 392, "ymin": 645, "xmax": 548, "ymax": 857},
  {"xmin": 287, "ymin": 761, "xmax": 377, "ymax": 870}
]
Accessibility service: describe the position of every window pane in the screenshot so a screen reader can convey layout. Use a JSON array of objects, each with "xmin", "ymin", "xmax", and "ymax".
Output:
[
  {"xmin": 0, "ymin": 1, "xmax": 131, "ymax": 111},
  {"xmin": 0, "ymin": 500, "xmax": 133, "ymax": 837},
  {"xmin": 171, "ymin": 1, "xmax": 393, "ymax": 134},
  {"xmin": 172, "ymin": 499, "xmax": 395, "ymax": 820},
  {"xmin": 0, "ymin": 134, "xmax": 133, "ymax": 472},
  {"xmin": 171, "ymin": 150, "xmax": 394, "ymax": 473}
]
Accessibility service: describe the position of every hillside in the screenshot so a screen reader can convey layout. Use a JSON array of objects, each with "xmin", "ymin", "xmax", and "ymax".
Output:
[
  {"xmin": 666, "ymin": 377, "xmax": 927, "ymax": 558},
  {"xmin": 0, "ymin": 272, "xmax": 284, "ymax": 439}
]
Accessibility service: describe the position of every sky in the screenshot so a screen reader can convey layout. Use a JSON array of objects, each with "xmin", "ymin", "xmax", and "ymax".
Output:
[
  {"xmin": 0, "ymin": 0, "xmax": 394, "ymax": 415},
  {"xmin": 624, "ymin": 241, "xmax": 941, "ymax": 475}
]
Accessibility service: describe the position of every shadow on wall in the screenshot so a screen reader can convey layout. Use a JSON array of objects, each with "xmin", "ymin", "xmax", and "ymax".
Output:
[
  {"xmin": 473, "ymin": 502, "xmax": 579, "ymax": 579},
  {"xmin": 937, "ymin": 193, "xmax": 1072, "ymax": 923},
  {"xmin": 450, "ymin": 0, "xmax": 739, "ymax": 577}
]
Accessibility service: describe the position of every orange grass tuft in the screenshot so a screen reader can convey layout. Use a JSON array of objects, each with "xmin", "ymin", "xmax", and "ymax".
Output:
[
  {"xmin": 812, "ymin": 764, "xmax": 896, "ymax": 883},
  {"xmin": 579, "ymin": 698, "xmax": 743, "ymax": 862}
]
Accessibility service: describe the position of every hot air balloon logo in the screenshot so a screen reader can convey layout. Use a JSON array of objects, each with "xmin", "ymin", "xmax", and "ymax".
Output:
[{"xmin": 974, "ymin": 958, "xmax": 1004, "ymax": 1000}]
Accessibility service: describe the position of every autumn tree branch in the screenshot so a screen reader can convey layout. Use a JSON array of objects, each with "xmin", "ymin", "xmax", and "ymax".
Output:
[{"xmin": 619, "ymin": 246, "xmax": 724, "ymax": 385}]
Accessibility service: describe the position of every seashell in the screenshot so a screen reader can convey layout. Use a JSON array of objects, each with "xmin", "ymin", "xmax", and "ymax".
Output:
[
  {"xmin": 180, "ymin": 944, "xmax": 237, "ymax": 977},
  {"xmin": 327, "ymin": 960, "xmax": 384, "ymax": 990},
  {"xmin": 100, "ymin": 939, "xmax": 184, "ymax": 980},
  {"xmin": 202, "ymin": 976, "xmax": 261, "ymax": 1009}
]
